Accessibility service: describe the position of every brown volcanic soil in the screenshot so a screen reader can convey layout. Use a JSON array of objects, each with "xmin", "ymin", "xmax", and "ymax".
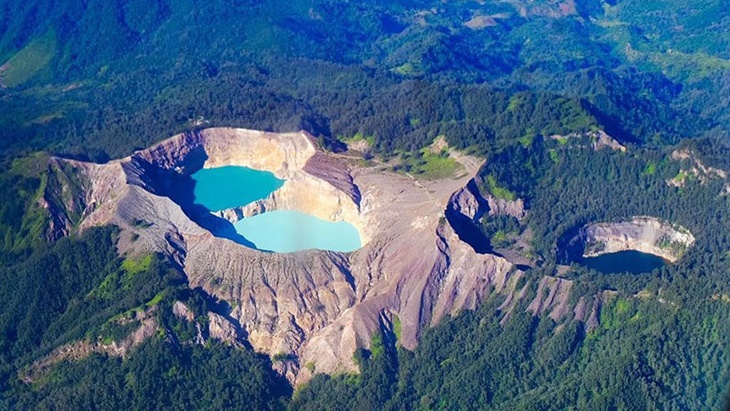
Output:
[{"xmin": 43, "ymin": 127, "xmax": 604, "ymax": 385}]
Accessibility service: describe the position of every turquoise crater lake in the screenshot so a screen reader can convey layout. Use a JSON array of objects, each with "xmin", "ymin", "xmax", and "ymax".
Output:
[
  {"xmin": 192, "ymin": 166, "xmax": 284, "ymax": 212},
  {"xmin": 191, "ymin": 166, "xmax": 362, "ymax": 253}
]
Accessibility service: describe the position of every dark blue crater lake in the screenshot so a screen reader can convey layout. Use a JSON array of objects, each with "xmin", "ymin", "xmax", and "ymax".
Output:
[
  {"xmin": 580, "ymin": 250, "xmax": 667, "ymax": 275},
  {"xmin": 191, "ymin": 166, "xmax": 361, "ymax": 253}
]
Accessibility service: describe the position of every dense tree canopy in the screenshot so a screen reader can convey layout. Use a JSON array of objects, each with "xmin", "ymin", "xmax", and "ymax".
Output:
[{"xmin": 0, "ymin": 0, "xmax": 730, "ymax": 409}]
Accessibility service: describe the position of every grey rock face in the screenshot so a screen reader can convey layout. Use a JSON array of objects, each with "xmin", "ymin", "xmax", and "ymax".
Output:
[{"xmin": 44, "ymin": 128, "xmax": 613, "ymax": 385}]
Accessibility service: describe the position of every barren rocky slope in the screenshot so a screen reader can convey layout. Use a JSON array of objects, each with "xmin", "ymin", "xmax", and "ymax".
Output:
[
  {"xmin": 561, "ymin": 217, "xmax": 695, "ymax": 263},
  {"xmin": 40, "ymin": 127, "xmax": 664, "ymax": 385}
]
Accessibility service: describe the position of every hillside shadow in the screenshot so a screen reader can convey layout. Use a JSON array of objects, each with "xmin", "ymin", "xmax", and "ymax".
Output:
[
  {"xmin": 444, "ymin": 207, "xmax": 491, "ymax": 254},
  {"xmin": 160, "ymin": 158, "xmax": 258, "ymax": 250},
  {"xmin": 444, "ymin": 180, "xmax": 492, "ymax": 254}
]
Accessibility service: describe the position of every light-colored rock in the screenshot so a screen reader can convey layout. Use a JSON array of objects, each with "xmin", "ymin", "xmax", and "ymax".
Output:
[
  {"xmin": 208, "ymin": 312, "xmax": 243, "ymax": 345},
  {"xmin": 449, "ymin": 178, "xmax": 526, "ymax": 221},
  {"xmin": 668, "ymin": 149, "xmax": 730, "ymax": 193},
  {"xmin": 346, "ymin": 139, "xmax": 371, "ymax": 153},
  {"xmin": 584, "ymin": 290, "xmax": 617, "ymax": 332},
  {"xmin": 486, "ymin": 195, "xmax": 526, "ymax": 220},
  {"xmin": 173, "ymin": 301, "xmax": 195, "ymax": 322},
  {"xmin": 528, "ymin": 276, "xmax": 573, "ymax": 322},
  {"xmin": 569, "ymin": 217, "xmax": 695, "ymax": 262},
  {"xmin": 44, "ymin": 127, "xmax": 531, "ymax": 385},
  {"xmin": 551, "ymin": 130, "xmax": 626, "ymax": 152},
  {"xmin": 464, "ymin": 15, "xmax": 497, "ymax": 30},
  {"xmin": 448, "ymin": 180, "xmax": 486, "ymax": 221}
]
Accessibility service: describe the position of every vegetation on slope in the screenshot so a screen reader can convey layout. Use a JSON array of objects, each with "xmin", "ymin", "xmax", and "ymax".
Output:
[
  {"xmin": 0, "ymin": 223, "xmax": 291, "ymax": 410},
  {"xmin": 8, "ymin": 339, "xmax": 291, "ymax": 410},
  {"xmin": 0, "ymin": 0, "xmax": 729, "ymax": 409},
  {"xmin": 293, "ymin": 295, "xmax": 730, "ymax": 410},
  {"xmin": 0, "ymin": 0, "xmax": 727, "ymax": 162},
  {"xmin": 293, "ymin": 137, "xmax": 730, "ymax": 410},
  {"xmin": 0, "ymin": 159, "xmax": 291, "ymax": 409}
]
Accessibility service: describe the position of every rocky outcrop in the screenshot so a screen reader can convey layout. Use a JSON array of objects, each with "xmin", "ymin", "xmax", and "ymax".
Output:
[
  {"xmin": 303, "ymin": 151, "xmax": 362, "ymax": 207},
  {"xmin": 208, "ymin": 312, "xmax": 245, "ymax": 346},
  {"xmin": 668, "ymin": 149, "xmax": 730, "ymax": 193},
  {"xmin": 551, "ymin": 130, "xmax": 626, "ymax": 152},
  {"xmin": 671, "ymin": 149, "xmax": 726, "ymax": 179},
  {"xmin": 510, "ymin": 0, "xmax": 577, "ymax": 19},
  {"xmin": 22, "ymin": 308, "xmax": 159, "ymax": 383},
  {"xmin": 173, "ymin": 300, "xmax": 195, "ymax": 322},
  {"xmin": 528, "ymin": 276, "xmax": 574, "ymax": 322},
  {"xmin": 485, "ymin": 195, "xmax": 526, "ymax": 220},
  {"xmin": 38, "ymin": 158, "xmax": 98, "ymax": 241},
  {"xmin": 449, "ymin": 179, "xmax": 488, "ymax": 221},
  {"xmin": 449, "ymin": 178, "xmax": 526, "ymax": 222},
  {"xmin": 42, "ymin": 127, "xmax": 546, "ymax": 385},
  {"xmin": 563, "ymin": 217, "xmax": 695, "ymax": 263}
]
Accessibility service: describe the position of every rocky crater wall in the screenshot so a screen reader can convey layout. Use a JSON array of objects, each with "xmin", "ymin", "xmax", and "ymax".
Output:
[
  {"xmin": 123, "ymin": 128, "xmax": 369, "ymax": 245},
  {"xmin": 561, "ymin": 217, "xmax": 695, "ymax": 263},
  {"xmin": 42, "ymin": 127, "xmax": 618, "ymax": 387}
]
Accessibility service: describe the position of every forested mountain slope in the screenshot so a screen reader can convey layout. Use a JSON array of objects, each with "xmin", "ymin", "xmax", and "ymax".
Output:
[
  {"xmin": 1, "ymin": 0, "xmax": 728, "ymax": 161},
  {"xmin": 0, "ymin": 0, "xmax": 729, "ymax": 409}
]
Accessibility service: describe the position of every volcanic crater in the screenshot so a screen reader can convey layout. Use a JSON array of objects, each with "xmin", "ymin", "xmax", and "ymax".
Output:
[{"xmin": 42, "ymin": 127, "xmax": 627, "ymax": 385}]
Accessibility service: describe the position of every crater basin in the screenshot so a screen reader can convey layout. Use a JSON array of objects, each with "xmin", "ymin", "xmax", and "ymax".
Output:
[
  {"xmin": 558, "ymin": 217, "xmax": 694, "ymax": 275},
  {"xmin": 191, "ymin": 165, "xmax": 362, "ymax": 253}
]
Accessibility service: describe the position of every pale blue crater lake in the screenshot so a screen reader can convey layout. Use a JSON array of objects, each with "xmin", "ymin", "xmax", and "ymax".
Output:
[
  {"xmin": 234, "ymin": 210, "xmax": 362, "ymax": 253},
  {"xmin": 191, "ymin": 166, "xmax": 362, "ymax": 253}
]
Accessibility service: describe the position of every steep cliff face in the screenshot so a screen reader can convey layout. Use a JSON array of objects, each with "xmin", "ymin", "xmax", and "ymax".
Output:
[
  {"xmin": 562, "ymin": 217, "xmax": 695, "ymax": 263},
  {"xmin": 43, "ymin": 127, "xmax": 586, "ymax": 385}
]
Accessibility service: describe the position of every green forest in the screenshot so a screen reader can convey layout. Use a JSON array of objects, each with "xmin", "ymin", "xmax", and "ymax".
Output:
[
  {"xmin": 292, "ymin": 136, "xmax": 730, "ymax": 410},
  {"xmin": 0, "ymin": 0, "xmax": 729, "ymax": 409},
  {"xmin": 0, "ymin": 0, "xmax": 727, "ymax": 163}
]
